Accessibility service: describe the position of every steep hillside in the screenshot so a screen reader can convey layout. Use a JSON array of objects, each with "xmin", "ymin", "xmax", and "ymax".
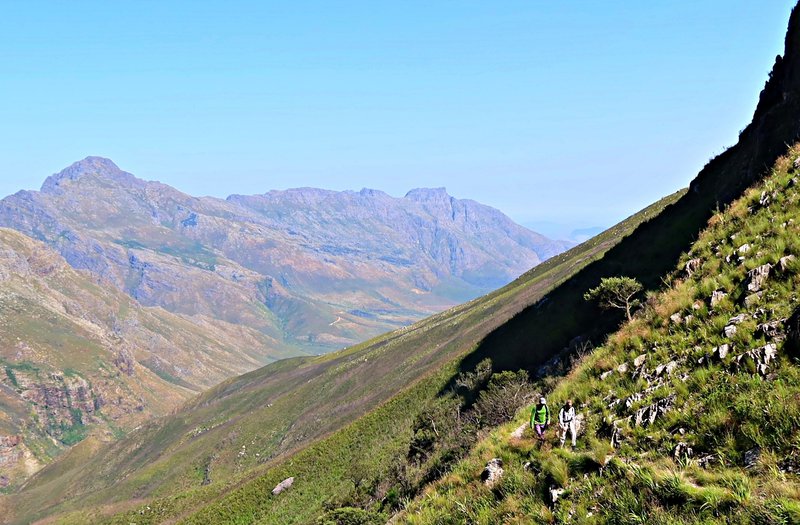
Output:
[
  {"xmin": 1, "ymin": 192, "xmax": 682, "ymax": 524},
  {"xmin": 400, "ymin": 145, "xmax": 800, "ymax": 525},
  {"xmin": 0, "ymin": 228, "xmax": 284, "ymax": 491},
  {"xmin": 0, "ymin": 159, "xmax": 570, "ymax": 357},
  {"xmin": 7, "ymin": 4, "xmax": 800, "ymax": 525}
]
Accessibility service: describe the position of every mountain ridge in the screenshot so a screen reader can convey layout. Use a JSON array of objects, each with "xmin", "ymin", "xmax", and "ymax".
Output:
[
  {"xmin": 0, "ymin": 158, "xmax": 570, "ymax": 356},
  {"xmin": 0, "ymin": 158, "xmax": 571, "ymax": 491}
]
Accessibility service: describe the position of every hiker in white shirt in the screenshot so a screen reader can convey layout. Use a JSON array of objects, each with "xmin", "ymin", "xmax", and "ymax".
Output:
[{"xmin": 559, "ymin": 399, "xmax": 577, "ymax": 448}]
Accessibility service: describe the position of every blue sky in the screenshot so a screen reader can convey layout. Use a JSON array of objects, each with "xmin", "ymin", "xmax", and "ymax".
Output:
[{"xmin": 1, "ymin": 1, "xmax": 796, "ymax": 236}]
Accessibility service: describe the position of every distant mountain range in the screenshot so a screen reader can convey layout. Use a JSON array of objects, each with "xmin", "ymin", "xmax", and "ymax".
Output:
[
  {"xmin": 0, "ymin": 157, "xmax": 571, "ymax": 487},
  {"xmin": 0, "ymin": 157, "xmax": 571, "ymax": 359},
  {"xmin": 524, "ymin": 221, "xmax": 606, "ymax": 243}
]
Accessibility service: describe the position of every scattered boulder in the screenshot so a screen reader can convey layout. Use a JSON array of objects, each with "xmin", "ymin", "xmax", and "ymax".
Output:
[
  {"xmin": 684, "ymin": 258, "xmax": 702, "ymax": 277},
  {"xmin": 481, "ymin": 458, "xmax": 504, "ymax": 488},
  {"xmin": 737, "ymin": 243, "xmax": 751, "ymax": 255},
  {"xmin": 616, "ymin": 362, "xmax": 629, "ymax": 374},
  {"xmin": 696, "ymin": 454, "xmax": 717, "ymax": 469},
  {"xmin": 610, "ymin": 422, "xmax": 623, "ymax": 448},
  {"xmin": 723, "ymin": 324, "xmax": 737, "ymax": 338},
  {"xmin": 634, "ymin": 395, "xmax": 676, "ymax": 427},
  {"xmin": 778, "ymin": 454, "xmax": 800, "ymax": 474},
  {"xmin": 633, "ymin": 354, "xmax": 647, "ymax": 367},
  {"xmin": 728, "ymin": 313, "xmax": 749, "ymax": 325},
  {"xmin": 272, "ymin": 477, "xmax": 295, "ymax": 495},
  {"xmin": 711, "ymin": 344, "xmax": 731, "ymax": 360},
  {"xmin": 683, "ymin": 314, "xmax": 695, "ymax": 326},
  {"xmin": 673, "ymin": 442, "xmax": 694, "ymax": 461},
  {"xmin": 756, "ymin": 320, "xmax": 784, "ymax": 340},
  {"xmin": 624, "ymin": 392, "xmax": 643, "ymax": 409},
  {"xmin": 744, "ymin": 447, "xmax": 761, "ymax": 469},
  {"xmin": 779, "ymin": 255, "xmax": 796, "ymax": 272},
  {"xmin": 730, "ymin": 343, "xmax": 778, "ymax": 376},
  {"xmin": 710, "ymin": 290, "xmax": 727, "ymax": 307},
  {"xmin": 549, "ymin": 486, "xmax": 566, "ymax": 506},
  {"xmin": 746, "ymin": 264, "xmax": 772, "ymax": 293},
  {"xmin": 654, "ymin": 360, "xmax": 679, "ymax": 377},
  {"xmin": 600, "ymin": 370, "xmax": 614, "ymax": 381},
  {"xmin": 669, "ymin": 312, "xmax": 683, "ymax": 325}
]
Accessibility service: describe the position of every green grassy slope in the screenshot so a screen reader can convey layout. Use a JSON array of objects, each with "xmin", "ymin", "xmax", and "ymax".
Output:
[
  {"xmin": 400, "ymin": 145, "xmax": 800, "ymax": 525},
  {"xmin": 3, "ymin": 191, "xmax": 683, "ymax": 525}
]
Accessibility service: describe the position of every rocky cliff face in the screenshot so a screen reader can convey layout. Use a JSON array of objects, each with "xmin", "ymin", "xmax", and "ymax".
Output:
[
  {"xmin": 690, "ymin": 3, "xmax": 800, "ymax": 203},
  {"xmin": 0, "ymin": 161, "xmax": 571, "ymax": 357}
]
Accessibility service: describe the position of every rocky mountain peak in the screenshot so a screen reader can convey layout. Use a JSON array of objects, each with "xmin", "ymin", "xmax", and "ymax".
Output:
[
  {"xmin": 41, "ymin": 156, "xmax": 136, "ymax": 194},
  {"xmin": 690, "ymin": 3, "xmax": 800, "ymax": 201},
  {"xmin": 404, "ymin": 187, "xmax": 451, "ymax": 202}
]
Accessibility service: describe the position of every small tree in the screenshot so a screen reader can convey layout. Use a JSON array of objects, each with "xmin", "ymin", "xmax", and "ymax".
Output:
[{"xmin": 584, "ymin": 276, "xmax": 643, "ymax": 321}]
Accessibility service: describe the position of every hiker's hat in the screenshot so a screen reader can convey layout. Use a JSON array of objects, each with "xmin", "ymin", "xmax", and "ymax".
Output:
[{"xmin": 539, "ymin": 396, "xmax": 546, "ymax": 404}]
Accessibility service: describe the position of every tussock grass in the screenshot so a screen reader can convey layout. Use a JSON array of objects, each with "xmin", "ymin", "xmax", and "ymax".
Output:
[{"xmin": 399, "ymin": 145, "xmax": 800, "ymax": 524}]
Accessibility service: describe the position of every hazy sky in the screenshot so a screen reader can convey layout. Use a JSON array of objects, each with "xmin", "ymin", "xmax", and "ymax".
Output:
[{"xmin": 1, "ymin": 1, "xmax": 796, "ymax": 234}]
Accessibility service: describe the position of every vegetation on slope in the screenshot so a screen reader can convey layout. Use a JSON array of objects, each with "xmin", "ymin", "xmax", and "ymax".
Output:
[
  {"xmin": 399, "ymin": 146, "xmax": 800, "ymax": 524},
  {"xmin": 3, "ymin": 191, "xmax": 683, "ymax": 525}
]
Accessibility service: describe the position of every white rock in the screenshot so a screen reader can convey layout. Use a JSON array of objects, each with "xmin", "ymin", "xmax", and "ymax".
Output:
[
  {"xmin": 665, "ymin": 360, "xmax": 679, "ymax": 375},
  {"xmin": 549, "ymin": 486, "xmax": 565, "ymax": 505},
  {"xmin": 710, "ymin": 290, "xmax": 727, "ymax": 307},
  {"xmin": 746, "ymin": 264, "xmax": 772, "ymax": 293},
  {"xmin": 272, "ymin": 477, "xmax": 295, "ymax": 495},
  {"xmin": 482, "ymin": 458, "xmax": 504, "ymax": 488}
]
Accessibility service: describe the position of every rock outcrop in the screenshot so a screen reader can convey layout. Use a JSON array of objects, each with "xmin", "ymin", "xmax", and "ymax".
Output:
[
  {"xmin": 271, "ymin": 477, "xmax": 295, "ymax": 495},
  {"xmin": 746, "ymin": 264, "xmax": 772, "ymax": 293},
  {"xmin": 634, "ymin": 395, "xmax": 676, "ymax": 427},
  {"xmin": 481, "ymin": 458, "xmax": 504, "ymax": 488}
]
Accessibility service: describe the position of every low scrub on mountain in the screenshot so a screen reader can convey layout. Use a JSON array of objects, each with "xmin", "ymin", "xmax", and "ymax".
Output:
[{"xmin": 398, "ymin": 145, "xmax": 800, "ymax": 524}]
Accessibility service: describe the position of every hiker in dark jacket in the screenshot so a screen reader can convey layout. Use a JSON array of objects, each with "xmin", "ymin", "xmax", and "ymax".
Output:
[{"xmin": 530, "ymin": 396, "xmax": 550, "ymax": 441}]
